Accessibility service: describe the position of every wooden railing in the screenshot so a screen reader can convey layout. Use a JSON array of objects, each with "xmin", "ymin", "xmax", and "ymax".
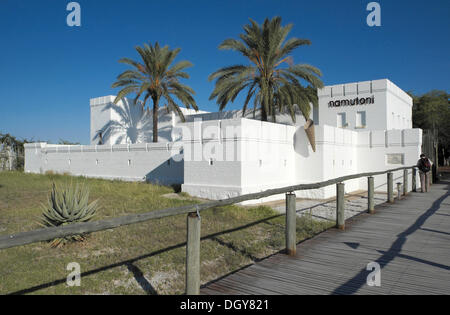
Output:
[{"xmin": 0, "ymin": 166, "xmax": 418, "ymax": 294}]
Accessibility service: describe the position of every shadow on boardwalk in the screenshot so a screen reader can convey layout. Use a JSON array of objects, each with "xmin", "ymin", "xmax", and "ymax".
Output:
[
  {"xmin": 202, "ymin": 176, "xmax": 450, "ymax": 295},
  {"xmin": 332, "ymin": 178, "xmax": 450, "ymax": 294},
  {"xmin": 9, "ymin": 178, "xmax": 450, "ymax": 295}
]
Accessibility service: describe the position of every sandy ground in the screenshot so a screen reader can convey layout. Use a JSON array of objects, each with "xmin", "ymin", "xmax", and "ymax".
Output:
[
  {"xmin": 270, "ymin": 191, "xmax": 389, "ymax": 222},
  {"xmin": 163, "ymin": 190, "xmax": 391, "ymax": 223}
]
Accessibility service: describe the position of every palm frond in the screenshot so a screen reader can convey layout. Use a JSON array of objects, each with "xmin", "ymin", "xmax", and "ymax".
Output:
[
  {"xmin": 209, "ymin": 16, "xmax": 323, "ymax": 122},
  {"xmin": 111, "ymin": 42, "xmax": 198, "ymax": 142}
]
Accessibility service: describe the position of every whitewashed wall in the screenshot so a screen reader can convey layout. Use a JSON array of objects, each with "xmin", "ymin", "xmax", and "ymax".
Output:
[
  {"xmin": 317, "ymin": 79, "xmax": 412, "ymax": 131},
  {"xmin": 356, "ymin": 128, "xmax": 422, "ymax": 194},
  {"xmin": 181, "ymin": 119, "xmax": 297, "ymax": 200},
  {"xmin": 385, "ymin": 80, "xmax": 413, "ymax": 130},
  {"xmin": 90, "ymin": 95, "xmax": 206, "ymax": 145},
  {"xmin": 181, "ymin": 118, "xmax": 422, "ymax": 203},
  {"xmin": 25, "ymin": 120, "xmax": 422, "ymax": 203},
  {"xmin": 24, "ymin": 142, "xmax": 184, "ymax": 185},
  {"xmin": 25, "ymin": 79, "xmax": 421, "ymax": 203}
]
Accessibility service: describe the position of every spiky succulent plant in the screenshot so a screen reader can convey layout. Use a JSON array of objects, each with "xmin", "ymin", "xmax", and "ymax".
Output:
[{"xmin": 40, "ymin": 182, "xmax": 98, "ymax": 247}]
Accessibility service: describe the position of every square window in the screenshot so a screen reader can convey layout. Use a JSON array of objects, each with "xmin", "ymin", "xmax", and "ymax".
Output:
[
  {"xmin": 337, "ymin": 113, "xmax": 347, "ymax": 128},
  {"xmin": 356, "ymin": 111, "xmax": 366, "ymax": 128}
]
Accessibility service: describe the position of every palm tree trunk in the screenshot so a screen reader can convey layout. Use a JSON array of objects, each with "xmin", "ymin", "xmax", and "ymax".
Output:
[
  {"xmin": 269, "ymin": 86, "xmax": 276, "ymax": 123},
  {"xmin": 261, "ymin": 106, "xmax": 268, "ymax": 121},
  {"xmin": 152, "ymin": 96, "xmax": 159, "ymax": 143}
]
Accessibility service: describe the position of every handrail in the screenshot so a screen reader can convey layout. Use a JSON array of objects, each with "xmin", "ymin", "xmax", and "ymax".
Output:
[{"xmin": 0, "ymin": 165, "xmax": 415, "ymax": 250}]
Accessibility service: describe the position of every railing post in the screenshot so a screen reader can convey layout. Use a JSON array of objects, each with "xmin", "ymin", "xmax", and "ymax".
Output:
[
  {"xmin": 368, "ymin": 176, "xmax": 374, "ymax": 214},
  {"xmin": 336, "ymin": 183, "xmax": 345, "ymax": 230},
  {"xmin": 387, "ymin": 172, "xmax": 394, "ymax": 203},
  {"xmin": 397, "ymin": 182, "xmax": 402, "ymax": 201},
  {"xmin": 186, "ymin": 212, "xmax": 201, "ymax": 295},
  {"xmin": 403, "ymin": 169, "xmax": 408, "ymax": 196},
  {"xmin": 285, "ymin": 192, "xmax": 296, "ymax": 256},
  {"xmin": 412, "ymin": 167, "xmax": 417, "ymax": 192}
]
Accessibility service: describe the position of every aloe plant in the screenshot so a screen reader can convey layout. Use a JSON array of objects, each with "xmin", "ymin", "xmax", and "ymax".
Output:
[{"xmin": 40, "ymin": 183, "xmax": 98, "ymax": 247}]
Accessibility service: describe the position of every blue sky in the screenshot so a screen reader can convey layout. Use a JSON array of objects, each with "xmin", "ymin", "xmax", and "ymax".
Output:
[{"xmin": 0, "ymin": 0, "xmax": 449, "ymax": 144}]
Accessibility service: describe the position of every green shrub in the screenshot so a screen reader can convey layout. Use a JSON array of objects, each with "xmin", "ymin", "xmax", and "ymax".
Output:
[{"xmin": 40, "ymin": 182, "xmax": 98, "ymax": 247}]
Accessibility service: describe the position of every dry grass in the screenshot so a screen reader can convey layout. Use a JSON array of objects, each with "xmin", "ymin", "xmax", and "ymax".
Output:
[{"xmin": 0, "ymin": 171, "xmax": 333, "ymax": 295}]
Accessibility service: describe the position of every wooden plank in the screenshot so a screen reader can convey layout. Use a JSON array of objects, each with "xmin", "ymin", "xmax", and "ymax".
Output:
[
  {"xmin": 202, "ymin": 179, "xmax": 450, "ymax": 295},
  {"xmin": 186, "ymin": 212, "xmax": 201, "ymax": 295},
  {"xmin": 0, "ymin": 165, "xmax": 416, "ymax": 250}
]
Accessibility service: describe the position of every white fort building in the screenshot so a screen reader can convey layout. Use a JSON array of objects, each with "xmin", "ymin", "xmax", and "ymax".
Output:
[{"xmin": 25, "ymin": 79, "xmax": 422, "ymax": 203}]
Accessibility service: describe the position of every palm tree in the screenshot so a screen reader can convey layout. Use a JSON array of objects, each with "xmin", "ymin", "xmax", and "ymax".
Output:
[
  {"xmin": 209, "ymin": 16, "xmax": 324, "ymax": 123},
  {"xmin": 93, "ymin": 99, "xmax": 153, "ymax": 144},
  {"xmin": 112, "ymin": 42, "xmax": 198, "ymax": 143}
]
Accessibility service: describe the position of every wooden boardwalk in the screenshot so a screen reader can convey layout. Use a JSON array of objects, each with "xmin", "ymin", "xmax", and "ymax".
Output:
[{"xmin": 202, "ymin": 178, "xmax": 450, "ymax": 295}]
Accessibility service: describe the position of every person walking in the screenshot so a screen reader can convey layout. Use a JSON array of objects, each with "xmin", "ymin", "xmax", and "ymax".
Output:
[{"xmin": 417, "ymin": 154, "xmax": 432, "ymax": 192}]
